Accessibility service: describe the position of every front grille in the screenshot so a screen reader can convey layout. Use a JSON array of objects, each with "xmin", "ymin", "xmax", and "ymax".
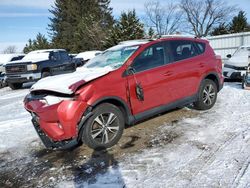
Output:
[{"xmin": 5, "ymin": 64, "xmax": 27, "ymax": 74}]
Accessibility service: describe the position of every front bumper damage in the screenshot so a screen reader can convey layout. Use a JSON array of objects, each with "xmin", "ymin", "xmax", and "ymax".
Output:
[
  {"xmin": 31, "ymin": 114, "xmax": 78, "ymax": 149},
  {"xmin": 24, "ymin": 94, "xmax": 91, "ymax": 149}
]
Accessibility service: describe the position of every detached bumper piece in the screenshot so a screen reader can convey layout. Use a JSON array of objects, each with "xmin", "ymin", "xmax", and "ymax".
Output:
[{"xmin": 32, "ymin": 117, "xmax": 78, "ymax": 149}]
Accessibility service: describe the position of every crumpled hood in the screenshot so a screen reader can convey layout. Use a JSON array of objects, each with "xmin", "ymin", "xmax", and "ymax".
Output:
[
  {"xmin": 30, "ymin": 66, "xmax": 113, "ymax": 94},
  {"xmin": 225, "ymin": 51, "xmax": 249, "ymax": 67}
]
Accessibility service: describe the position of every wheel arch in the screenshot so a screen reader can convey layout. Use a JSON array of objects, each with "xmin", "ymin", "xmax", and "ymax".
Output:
[
  {"xmin": 41, "ymin": 67, "xmax": 51, "ymax": 73},
  {"xmin": 91, "ymin": 96, "xmax": 134, "ymax": 125},
  {"xmin": 202, "ymin": 72, "xmax": 220, "ymax": 91}
]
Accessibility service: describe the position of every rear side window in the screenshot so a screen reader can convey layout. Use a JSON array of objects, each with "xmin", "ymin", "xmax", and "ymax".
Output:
[
  {"xmin": 60, "ymin": 51, "xmax": 70, "ymax": 60},
  {"xmin": 169, "ymin": 40, "xmax": 200, "ymax": 61},
  {"xmin": 132, "ymin": 43, "xmax": 165, "ymax": 73},
  {"xmin": 195, "ymin": 42, "xmax": 206, "ymax": 54}
]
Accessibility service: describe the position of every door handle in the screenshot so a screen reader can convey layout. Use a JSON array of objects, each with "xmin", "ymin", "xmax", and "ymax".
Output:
[
  {"xmin": 163, "ymin": 71, "xmax": 173, "ymax": 77},
  {"xmin": 199, "ymin": 63, "xmax": 205, "ymax": 68}
]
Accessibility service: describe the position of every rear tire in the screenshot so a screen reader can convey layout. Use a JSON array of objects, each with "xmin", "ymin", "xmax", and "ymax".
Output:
[
  {"xmin": 8, "ymin": 83, "xmax": 23, "ymax": 90},
  {"xmin": 193, "ymin": 79, "xmax": 217, "ymax": 110},
  {"xmin": 82, "ymin": 103, "xmax": 124, "ymax": 150}
]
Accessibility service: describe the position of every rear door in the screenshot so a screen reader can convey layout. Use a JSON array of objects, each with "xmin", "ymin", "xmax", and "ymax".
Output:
[
  {"xmin": 162, "ymin": 40, "xmax": 204, "ymax": 102},
  {"xmin": 127, "ymin": 42, "xmax": 169, "ymax": 115}
]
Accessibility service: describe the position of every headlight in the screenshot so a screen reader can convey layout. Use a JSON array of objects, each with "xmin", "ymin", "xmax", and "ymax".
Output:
[
  {"xmin": 27, "ymin": 64, "xmax": 38, "ymax": 71},
  {"xmin": 0, "ymin": 64, "xmax": 4, "ymax": 73},
  {"xmin": 40, "ymin": 95, "xmax": 73, "ymax": 106}
]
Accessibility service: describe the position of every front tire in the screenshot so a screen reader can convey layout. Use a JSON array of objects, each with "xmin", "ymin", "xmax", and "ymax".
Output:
[
  {"xmin": 193, "ymin": 79, "xmax": 217, "ymax": 110},
  {"xmin": 8, "ymin": 83, "xmax": 23, "ymax": 90},
  {"xmin": 82, "ymin": 103, "xmax": 124, "ymax": 150}
]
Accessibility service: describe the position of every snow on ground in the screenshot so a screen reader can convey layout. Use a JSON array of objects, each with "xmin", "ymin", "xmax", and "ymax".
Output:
[
  {"xmin": 60, "ymin": 83, "xmax": 250, "ymax": 188},
  {"xmin": 0, "ymin": 82, "xmax": 249, "ymax": 187}
]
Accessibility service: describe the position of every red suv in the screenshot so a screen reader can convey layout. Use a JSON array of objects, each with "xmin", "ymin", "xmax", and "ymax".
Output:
[{"xmin": 24, "ymin": 37, "xmax": 223, "ymax": 150}]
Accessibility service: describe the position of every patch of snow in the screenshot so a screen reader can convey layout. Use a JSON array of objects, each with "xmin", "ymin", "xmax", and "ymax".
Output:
[{"xmin": 0, "ymin": 82, "xmax": 249, "ymax": 187}]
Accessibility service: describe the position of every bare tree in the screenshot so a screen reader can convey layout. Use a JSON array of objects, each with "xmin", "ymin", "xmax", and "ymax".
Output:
[
  {"xmin": 180, "ymin": 0, "xmax": 237, "ymax": 37},
  {"xmin": 144, "ymin": 0, "xmax": 182, "ymax": 35},
  {"xmin": 3, "ymin": 46, "xmax": 17, "ymax": 54}
]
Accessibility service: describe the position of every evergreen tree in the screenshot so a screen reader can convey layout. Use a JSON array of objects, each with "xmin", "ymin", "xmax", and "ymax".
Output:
[
  {"xmin": 48, "ymin": 0, "xmax": 114, "ymax": 52},
  {"xmin": 211, "ymin": 23, "xmax": 229, "ymax": 36},
  {"xmin": 23, "ymin": 33, "xmax": 50, "ymax": 53},
  {"xmin": 229, "ymin": 11, "xmax": 250, "ymax": 33},
  {"xmin": 148, "ymin": 27, "xmax": 155, "ymax": 38},
  {"xmin": 105, "ymin": 10, "xmax": 145, "ymax": 47}
]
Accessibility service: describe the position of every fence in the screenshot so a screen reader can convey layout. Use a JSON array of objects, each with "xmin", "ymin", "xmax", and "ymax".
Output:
[{"xmin": 206, "ymin": 32, "xmax": 250, "ymax": 59}]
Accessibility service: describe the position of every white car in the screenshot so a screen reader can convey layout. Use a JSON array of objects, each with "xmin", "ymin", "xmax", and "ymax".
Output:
[
  {"xmin": 75, "ymin": 50, "xmax": 102, "ymax": 65},
  {"xmin": 223, "ymin": 46, "xmax": 250, "ymax": 79}
]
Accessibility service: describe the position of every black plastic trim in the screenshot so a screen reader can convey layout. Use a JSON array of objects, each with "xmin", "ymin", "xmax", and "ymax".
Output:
[{"xmin": 133, "ymin": 95, "xmax": 197, "ymax": 123}]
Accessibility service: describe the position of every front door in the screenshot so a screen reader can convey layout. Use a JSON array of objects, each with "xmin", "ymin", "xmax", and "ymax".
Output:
[{"xmin": 127, "ymin": 43, "xmax": 169, "ymax": 115}]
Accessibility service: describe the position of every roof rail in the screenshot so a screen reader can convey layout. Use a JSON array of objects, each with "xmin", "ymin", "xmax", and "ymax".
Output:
[
  {"xmin": 159, "ymin": 34, "xmax": 197, "ymax": 39},
  {"xmin": 118, "ymin": 39, "xmax": 150, "ymax": 45}
]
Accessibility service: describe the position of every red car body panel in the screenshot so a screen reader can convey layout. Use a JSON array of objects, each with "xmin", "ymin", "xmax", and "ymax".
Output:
[
  {"xmin": 24, "ymin": 37, "xmax": 224, "ymax": 145},
  {"xmin": 25, "ymin": 100, "xmax": 88, "ymax": 141}
]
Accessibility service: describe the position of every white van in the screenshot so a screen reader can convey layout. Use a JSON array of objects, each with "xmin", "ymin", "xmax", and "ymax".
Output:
[{"xmin": 223, "ymin": 46, "xmax": 250, "ymax": 79}]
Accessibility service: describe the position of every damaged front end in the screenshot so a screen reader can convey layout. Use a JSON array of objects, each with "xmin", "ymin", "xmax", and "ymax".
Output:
[{"xmin": 24, "ymin": 91, "xmax": 91, "ymax": 149}]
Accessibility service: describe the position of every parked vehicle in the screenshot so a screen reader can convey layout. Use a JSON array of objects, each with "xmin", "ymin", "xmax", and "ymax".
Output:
[
  {"xmin": 0, "ymin": 54, "xmax": 25, "ymax": 74},
  {"xmin": 5, "ymin": 49, "xmax": 76, "ymax": 90},
  {"xmin": 242, "ymin": 64, "xmax": 250, "ymax": 89},
  {"xmin": 24, "ymin": 37, "xmax": 223, "ymax": 150},
  {"xmin": 0, "ymin": 54, "xmax": 25, "ymax": 88},
  {"xmin": 223, "ymin": 45, "xmax": 250, "ymax": 79},
  {"xmin": 75, "ymin": 50, "xmax": 102, "ymax": 66}
]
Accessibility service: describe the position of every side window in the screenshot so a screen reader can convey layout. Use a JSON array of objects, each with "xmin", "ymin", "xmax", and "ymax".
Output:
[
  {"xmin": 170, "ymin": 40, "xmax": 199, "ymax": 61},
  {"xmin": 60, "ymin": 51, "xmax": 70, "ymax": 61},
  {"xmin": 54, "ymin": 52, "xmax": 61, "ymax": 61},
  {"xmin": 195, "ymin": 42, "xmax": 206, "ymax": 54},
  {"xmin": 131, "ymin": 43, "xmax": 165, "ymax": 73}
]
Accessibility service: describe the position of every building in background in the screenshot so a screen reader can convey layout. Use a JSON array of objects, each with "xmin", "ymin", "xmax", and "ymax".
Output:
[{"xmin": 207, "ymin": 32, "xmax": 250, "ymax": 59}]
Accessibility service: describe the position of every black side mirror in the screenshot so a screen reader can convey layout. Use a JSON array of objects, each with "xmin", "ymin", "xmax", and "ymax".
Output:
[
  {"xmin": 226, "ymin": 54, "xmax": 232, "ymax": 58},
  {"xmin": 127, "ymin": 66, "xmax": 136, "ymax": 75}
]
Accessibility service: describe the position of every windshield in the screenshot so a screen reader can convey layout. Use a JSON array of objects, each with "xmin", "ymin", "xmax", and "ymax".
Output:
[
  {"xmin": 234, "ymin": 47, "xmax": 250, "ymax": 56},
  {"xmin": 84, "ymin": 45, "xmax": 140, "ymax": 69},
  {"xmin": 23, "ymin": 52, "xmax": 49, "ymax": 61}
]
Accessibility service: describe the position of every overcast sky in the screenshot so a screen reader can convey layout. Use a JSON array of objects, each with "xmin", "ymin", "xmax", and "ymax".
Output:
[{"xmin": 0, "ymin": 0, "xmax": 249, "ymax": 52}]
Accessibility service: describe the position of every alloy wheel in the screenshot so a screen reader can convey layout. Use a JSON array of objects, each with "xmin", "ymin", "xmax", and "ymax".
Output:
[
  {"xmin": 202, "ymin": 84, "xmax": 216, "ymax": 106},
  {"xmin": 91, "ymin": 112, "xmax": 119, "ymax": 144}
]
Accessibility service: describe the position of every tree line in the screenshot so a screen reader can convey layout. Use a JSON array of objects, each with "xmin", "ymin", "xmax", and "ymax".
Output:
[{"xmin": 22, "ymin": 0, "xmax": 250, "ymax": 54}]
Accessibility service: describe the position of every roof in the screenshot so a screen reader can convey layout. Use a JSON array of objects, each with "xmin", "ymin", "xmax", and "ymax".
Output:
[
  {"xmin": 28, "ymin": 49, "xmax": 66, "ymax": 54},
  {"xmin": 0, "ymin": 54, "xmax": 25, "ymax": 63}
]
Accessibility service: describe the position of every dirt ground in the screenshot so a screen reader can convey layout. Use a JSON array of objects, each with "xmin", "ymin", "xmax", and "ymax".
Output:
[{"xmin": 0, "ymin": 107, "xmax": 196, "ymax": 187}]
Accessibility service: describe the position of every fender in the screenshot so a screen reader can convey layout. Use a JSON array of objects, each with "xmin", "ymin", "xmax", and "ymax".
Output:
[
  {"xmin": 91, "ymin": 96, "xmax": 135, "ymax": 125},
  {"xmin": 199, "ymin": 71, "xmax": 223, "ymax": 92}
]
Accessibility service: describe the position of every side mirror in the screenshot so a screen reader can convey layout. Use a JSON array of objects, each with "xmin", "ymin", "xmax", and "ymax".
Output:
[
  {"xmin": 127, "ymin": 66, "xmax": 136, "ymax": 75},
  {"xmin": 226, "ymin": 54, "xmax": 232, "ymax": 58}
]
